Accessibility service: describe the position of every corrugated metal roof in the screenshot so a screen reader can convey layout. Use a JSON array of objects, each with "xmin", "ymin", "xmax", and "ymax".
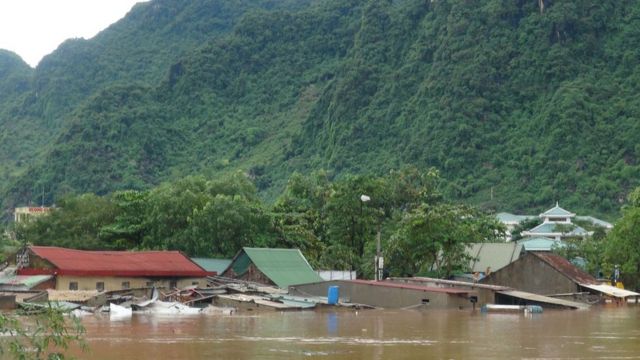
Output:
[
  {"xmin": 530, "ymin": 252, "xmax": 597, "ymax": 285},
  {"xmin": 0, "ymin": 274, "xmax": 52, "ymax": 287},
  {"xmin": 466, "ymin": 243, "xmax": 523, "ymax": 273},
  {"xmin": 23, "ymin": 246, "xmax": 209, "ymax": 277},
  {"xmin": 242, "ymin": 248, "xmax": 324, "ymax": 288},
  {"xmin": 579, "ymin": 283, "xmax": 640, "ymax": 298},
  {"xmin": 191, "ymin": 258, "xmax": 232, "ymax": 273},
  {"xmin": 497, "ymin": 290, "xmax": 589, "ymax": 309}
]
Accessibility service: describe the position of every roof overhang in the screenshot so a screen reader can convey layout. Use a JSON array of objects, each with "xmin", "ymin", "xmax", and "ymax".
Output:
[{"xmin": 580, "ymin": 283, "xmax": 640, "ymax": 298}]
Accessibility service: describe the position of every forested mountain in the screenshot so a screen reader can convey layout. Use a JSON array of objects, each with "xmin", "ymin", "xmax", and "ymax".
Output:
[{"xmin": 2, "ymin": 0, "xmax": 640, "ymax": 219}]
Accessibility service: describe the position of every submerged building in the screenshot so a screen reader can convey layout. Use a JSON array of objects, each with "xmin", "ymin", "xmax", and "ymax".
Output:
[{"xmin": 12, "ymin": 246, "xmax": 211, "ymax": 292}]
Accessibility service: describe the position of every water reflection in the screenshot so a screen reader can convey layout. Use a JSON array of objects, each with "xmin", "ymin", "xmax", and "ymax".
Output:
[{"xmin": 74, "ymin": 306, "xmax": 640, "ymax": 359}]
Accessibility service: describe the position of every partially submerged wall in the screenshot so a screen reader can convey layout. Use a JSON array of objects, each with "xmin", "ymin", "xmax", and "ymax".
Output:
[{"xmin": 290, "ymin": 280, "xmax": 475, "ymax": 309}]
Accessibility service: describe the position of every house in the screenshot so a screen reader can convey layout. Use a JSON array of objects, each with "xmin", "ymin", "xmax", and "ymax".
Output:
[
  {"xmin": 12, "ymin": 246, "xmax": 211, "ymax": 292},
  {"xmin": 222, "ymin": 247, "xmax": 323, "ymax": 288},
  {"xmin": 498, "ymin": 203, "xmax": 612, "ymax": 241},
  {"xmin": 387, "ymin": 277, "xmax": 586, "ymax": 309},
  {"xmin": 481, "ymin": 252, "xmax": 640, "ymax": 301}
]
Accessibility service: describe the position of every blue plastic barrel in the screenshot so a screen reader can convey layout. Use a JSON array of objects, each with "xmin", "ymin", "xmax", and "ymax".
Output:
[{"xmin": 327, "ymin": 286, "xmax": 339, "ymax": 305}]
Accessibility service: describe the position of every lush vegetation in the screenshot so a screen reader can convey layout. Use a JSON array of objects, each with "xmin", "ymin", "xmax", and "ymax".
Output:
[
  {"xmin": 0, "ymin": 306, "xmax": 85, "ymax": 360},
  {"xmin": 2, "ymin": 0, "xmax": 640, "ymax": 221},
  {"xmin": 14, "ymin": 169, "xmax": 504, "ymax": 278}
]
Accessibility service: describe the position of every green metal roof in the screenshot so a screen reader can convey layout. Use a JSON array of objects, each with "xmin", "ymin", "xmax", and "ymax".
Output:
[
  {"xmin": 466, "ymin": 243, "xmax": 523, "ymax": 273},
  {"xmin": 241, "ymin": 248, "xmax": 323, "ymax": 288},
  {"xmin": 191, "ymin": 258, "xmax": 232, "ymax": 274}
]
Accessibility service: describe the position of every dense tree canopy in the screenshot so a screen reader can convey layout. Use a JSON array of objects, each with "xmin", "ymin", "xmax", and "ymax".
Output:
[
  {"xmin": 13, "ymin": 169, "xmax": 504, "ymax": 278},
  {"xmin": 2, "ymin": 0, "xmax": 640, "ymax": 221}
]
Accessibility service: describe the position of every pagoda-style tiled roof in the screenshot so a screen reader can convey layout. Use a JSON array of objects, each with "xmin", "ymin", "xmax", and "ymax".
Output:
[
  {"xmin": 517, "ymin": 236, "xmax": 565, "ymax": 251},
  {"xmin": 540, "ymin": 202, "xmax": 575, "ymax": 217},
  {"xmin": 523, "ymin": 222, "xmax": 589, "ymax": 236}
]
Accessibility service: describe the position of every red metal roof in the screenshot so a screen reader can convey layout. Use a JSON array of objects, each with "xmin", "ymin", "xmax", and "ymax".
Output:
[
  {"xmin": 348, "ymin": 279, "xmax": 471, "ymax": 294},
  {"xmin": 20, "ymin": 246, "xmax": 211, "ymax": 278},
  {"xmin": 530, "ymin": 252, "xmax": 597, "ymax": 285}
]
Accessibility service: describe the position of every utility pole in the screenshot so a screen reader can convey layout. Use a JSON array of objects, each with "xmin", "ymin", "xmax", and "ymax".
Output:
[{"xmin": 375, "ymin": 224, "xmax": 383, "ymax": 281}]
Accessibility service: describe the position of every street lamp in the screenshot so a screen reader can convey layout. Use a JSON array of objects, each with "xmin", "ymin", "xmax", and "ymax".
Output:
[{"xmin": 361, "ymin": 194, "xmax": 383, "ymax": 281}]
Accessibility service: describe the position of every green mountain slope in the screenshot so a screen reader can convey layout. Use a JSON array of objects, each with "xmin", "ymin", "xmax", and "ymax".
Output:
[
  {"xmin": 3, "ymin": 0, "xmax": 640, "ymax": 219},
  {"xmin": 0, "ymin": 0, "xmax": 309, "ymax": 211}
]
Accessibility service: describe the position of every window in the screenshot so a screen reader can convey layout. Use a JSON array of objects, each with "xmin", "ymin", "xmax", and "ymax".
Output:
[
  {"xmin": 96, "ymin": 282, "xmax": 105, "ymax": 292},
  {"xmin": 169, "ymin": 280, "xmax": 178, "ymax": 289},
  {"xmin": 121, "ymin": 281, "xmax": 130, "ymax": 290},
  {"xmin": 191, "ymin": 281, "xmax": 199, "ymax": 286},
  {"xmin": 146, "ymin": 281, "xmax": 154, "ymax": 288},
  {"xmin": 69, "ymin": 282, "xmax": 78, "ymax": 290}
]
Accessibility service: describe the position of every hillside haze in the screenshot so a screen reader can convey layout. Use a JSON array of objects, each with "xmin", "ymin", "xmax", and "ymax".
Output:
[{"xmin": 1, "ymin": 0, "xmax": 639, "ymax": 219}]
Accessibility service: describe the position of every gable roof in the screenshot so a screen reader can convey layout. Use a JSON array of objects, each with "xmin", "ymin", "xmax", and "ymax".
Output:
[
  {"xmin": 230, "ymin": 247, "xmax": 323, "ymax": 288},
  {"xmin": 466, "ymin": 243, "xmax": 523, "ymax": 273},
  {"xmin": 22, "ymin": 246, "xmax": 209, "ymax": 277},
  {"xmin": 529, "ymin": 252, "xmax": 597, "ymax": 285}
]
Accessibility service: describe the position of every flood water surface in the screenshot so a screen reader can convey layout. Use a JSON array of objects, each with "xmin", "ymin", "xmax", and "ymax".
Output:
[{"xmin": 76, "ymin": 306, "xmax": 640, "ymax": 359}]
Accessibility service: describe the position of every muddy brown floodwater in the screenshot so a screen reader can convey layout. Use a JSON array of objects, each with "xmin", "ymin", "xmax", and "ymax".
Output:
[{"xmin": 72, "ymin": 305, "xmax": 640, "ymax": 359}]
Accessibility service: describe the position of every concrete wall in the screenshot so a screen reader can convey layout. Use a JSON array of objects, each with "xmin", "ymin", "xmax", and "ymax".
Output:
[
  {"xmin": 482, "ymin": 254, "xmax": 578, "ymax": 295},
  {"xmin": 290, "ymin": 280, "xmax": 475, "ymax": 309},
  {"xmin": 56, "ymin": 276, "xmax": 206, "ymax": 292}
]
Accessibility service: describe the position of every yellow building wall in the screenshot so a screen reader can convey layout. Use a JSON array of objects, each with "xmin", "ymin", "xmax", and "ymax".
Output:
[{"xmin": 56, "ymin": 276, "xmax": 206, "ymax": 292}]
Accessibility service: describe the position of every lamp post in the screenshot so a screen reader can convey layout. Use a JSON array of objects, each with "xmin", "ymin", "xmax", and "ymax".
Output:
[{"xmin": 361, "ymin": 194, "xmax": 383, "ymax": 281}]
